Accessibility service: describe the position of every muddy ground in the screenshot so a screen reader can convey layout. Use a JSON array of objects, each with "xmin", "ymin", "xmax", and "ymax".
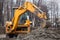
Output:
[{"xmin": 0, "ymin": 27, "xmax": 60, "ymax": 40}]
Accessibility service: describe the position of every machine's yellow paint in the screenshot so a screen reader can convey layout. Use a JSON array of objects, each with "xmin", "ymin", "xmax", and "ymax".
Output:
[{"xmin": 6, "ymin": 2, "xmax": 47, "ymax": 34}]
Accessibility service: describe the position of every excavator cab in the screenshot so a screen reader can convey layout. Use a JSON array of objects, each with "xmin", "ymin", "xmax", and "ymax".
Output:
[
  {"xmin": 16, "ymin": 11, "xmax": 31, "ymax": 33},
  {"xmin": 6, "ymin": 8, "xmax": 31, "ymax": 34}
]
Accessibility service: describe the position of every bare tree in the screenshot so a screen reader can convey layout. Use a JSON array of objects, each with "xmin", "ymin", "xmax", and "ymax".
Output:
[{"xmin": 0, "ymin": 0, "xmax": 4, "ymax": 26}]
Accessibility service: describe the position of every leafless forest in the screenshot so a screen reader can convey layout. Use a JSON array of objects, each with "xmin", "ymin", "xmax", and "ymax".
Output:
[{"xmin": 0, "ymin": 0, "xmax": 60, "ymax": 40}]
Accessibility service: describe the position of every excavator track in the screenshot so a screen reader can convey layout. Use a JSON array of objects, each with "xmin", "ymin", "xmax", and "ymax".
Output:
[{"xmin": 15, "ymin": 26, "xmax": 43, "ymax": 40}]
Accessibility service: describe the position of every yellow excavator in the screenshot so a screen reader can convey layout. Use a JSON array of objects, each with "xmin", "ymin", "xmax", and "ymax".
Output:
[{"xmin": 5, "ymin": 2, "xmax": 47, "ymax": 38}]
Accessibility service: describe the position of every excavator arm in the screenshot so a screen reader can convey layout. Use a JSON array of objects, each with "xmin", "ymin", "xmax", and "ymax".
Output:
[
  {"xmin": 6, "ymin": 2, "xmax": 47, "ymax": 33},
  {"xmin": 24, "ymin": 2, "xmax": 47, "ymax": 19}
]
